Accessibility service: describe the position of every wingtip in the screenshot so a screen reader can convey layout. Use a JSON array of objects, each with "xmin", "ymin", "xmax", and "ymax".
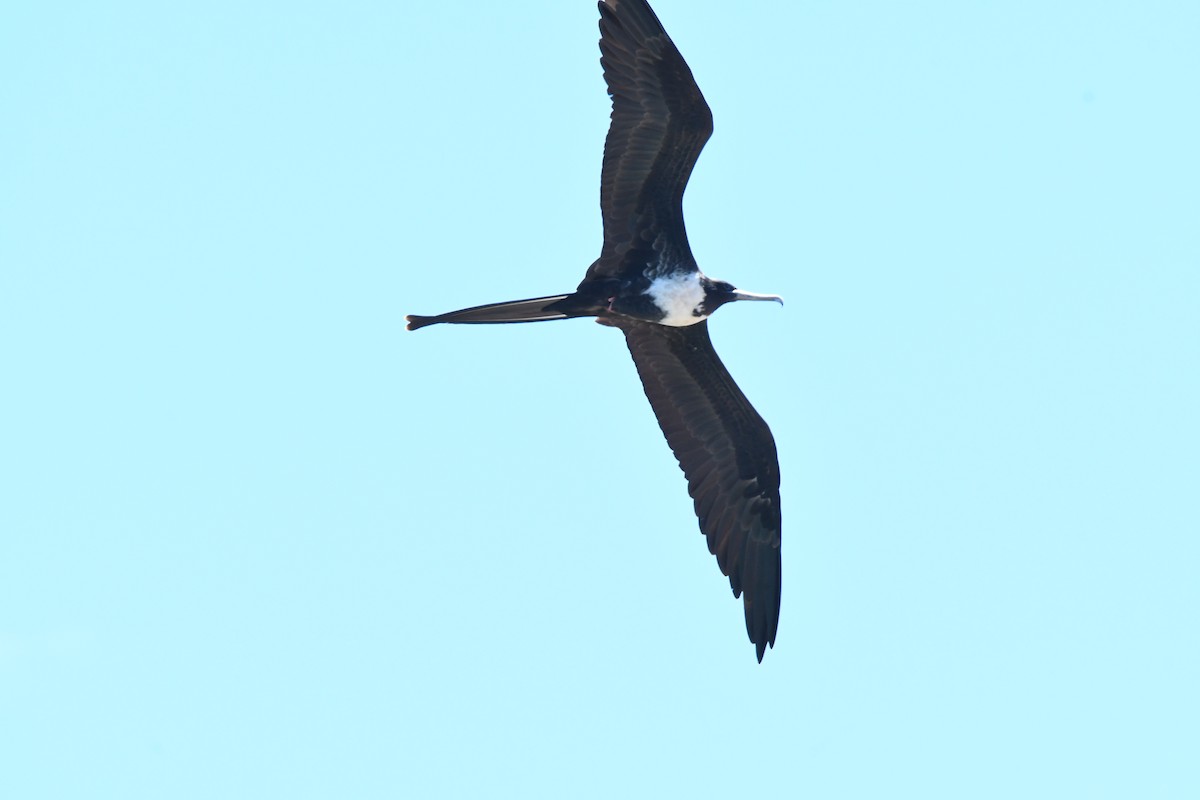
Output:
[{"xmin": 754, "ymin": 638, "xmax": 775, "ymax": 663}]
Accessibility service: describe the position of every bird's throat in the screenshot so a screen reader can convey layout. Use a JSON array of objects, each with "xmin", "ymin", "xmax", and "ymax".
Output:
[{"xmin": 644, "ymin": 272, "xmax": 707, "ymax": 327}]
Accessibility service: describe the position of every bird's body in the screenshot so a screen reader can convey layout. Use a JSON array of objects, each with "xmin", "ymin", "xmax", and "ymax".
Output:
[{"xmin": 406, "ymin": 0, "xmax": 784, "ymax": 661}]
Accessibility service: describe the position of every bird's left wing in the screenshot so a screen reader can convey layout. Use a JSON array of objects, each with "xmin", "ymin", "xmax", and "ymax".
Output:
[{"xmin": 608, "ymin": 318, "xmax": 781, "ymax": 661}]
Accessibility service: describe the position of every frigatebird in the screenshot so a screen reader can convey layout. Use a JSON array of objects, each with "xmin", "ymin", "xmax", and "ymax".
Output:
[{"xmin": 406, "ymin": 0, "xmax": 783, "ymax": 661}]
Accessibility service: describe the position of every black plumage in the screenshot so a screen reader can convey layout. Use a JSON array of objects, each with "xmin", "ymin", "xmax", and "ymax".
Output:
[{"xmin": 407, "ymin": 0, "xmax": 783, "ymax": 661}]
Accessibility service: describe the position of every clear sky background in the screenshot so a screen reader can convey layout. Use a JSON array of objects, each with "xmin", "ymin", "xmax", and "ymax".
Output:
[{"xmin": 2, "ymin": 1, "xmax": 1198, "ymax": 797}]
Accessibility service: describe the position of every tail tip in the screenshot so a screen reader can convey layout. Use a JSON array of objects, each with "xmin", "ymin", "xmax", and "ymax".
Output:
[{"xmin": 405, "ymin": 314, "xmax": 435, "ymax": 332}]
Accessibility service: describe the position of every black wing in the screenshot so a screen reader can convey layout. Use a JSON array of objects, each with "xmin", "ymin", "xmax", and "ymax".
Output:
[
  {"xmin": 612, "ymin": 318, "xmax": 781, "ymax": 661},
  {"xmin": 592, "ymin": 0, "xmax": 714, "ymax": 272}
]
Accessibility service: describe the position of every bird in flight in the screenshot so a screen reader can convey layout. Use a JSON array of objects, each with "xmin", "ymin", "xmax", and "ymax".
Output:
[{"xmin": 406, "ymin": 0, "xmax": 783, "ymax": 661}]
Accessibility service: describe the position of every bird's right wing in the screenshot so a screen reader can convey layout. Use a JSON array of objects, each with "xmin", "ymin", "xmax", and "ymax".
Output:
[
  {"xmin": 610, "ymin": 318, "xmax": 781, "ymax": 661},
  {"xmin": 592, "ymin": 0, "xmax": 713, "ymax": 272}
]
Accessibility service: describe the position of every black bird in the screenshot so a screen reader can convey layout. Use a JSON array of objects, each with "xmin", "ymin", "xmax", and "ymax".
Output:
[{"xmin": 406, "ymin": 0, "xmax": 783, "ymax": 661}]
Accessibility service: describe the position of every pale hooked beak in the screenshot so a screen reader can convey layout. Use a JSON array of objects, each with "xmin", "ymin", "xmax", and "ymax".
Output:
[{"xmin": 732, "ymin": 290, "xmax": 784, "ymax": 306}]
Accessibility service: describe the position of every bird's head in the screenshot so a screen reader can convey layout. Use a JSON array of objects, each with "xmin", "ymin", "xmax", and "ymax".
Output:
[{"xmin": 701, "ymin": 278, "xmax": 784, "ymax": 315}]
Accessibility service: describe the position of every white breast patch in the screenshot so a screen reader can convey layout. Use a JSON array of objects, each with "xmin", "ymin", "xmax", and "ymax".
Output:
[{"xmin": 644, "ymin": 272, "xmax": 706, "ymax": 327}]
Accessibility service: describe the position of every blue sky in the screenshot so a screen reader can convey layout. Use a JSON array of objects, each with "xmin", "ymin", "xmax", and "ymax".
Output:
[{"xmin": 2, "ymin": 1, "xmax": 1198, "ymax": 797}]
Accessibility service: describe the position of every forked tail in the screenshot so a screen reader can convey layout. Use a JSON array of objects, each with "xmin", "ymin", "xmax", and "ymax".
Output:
[{"xmin": 405, "ymin": 294, "xmax": 582, "ymax": 331}]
